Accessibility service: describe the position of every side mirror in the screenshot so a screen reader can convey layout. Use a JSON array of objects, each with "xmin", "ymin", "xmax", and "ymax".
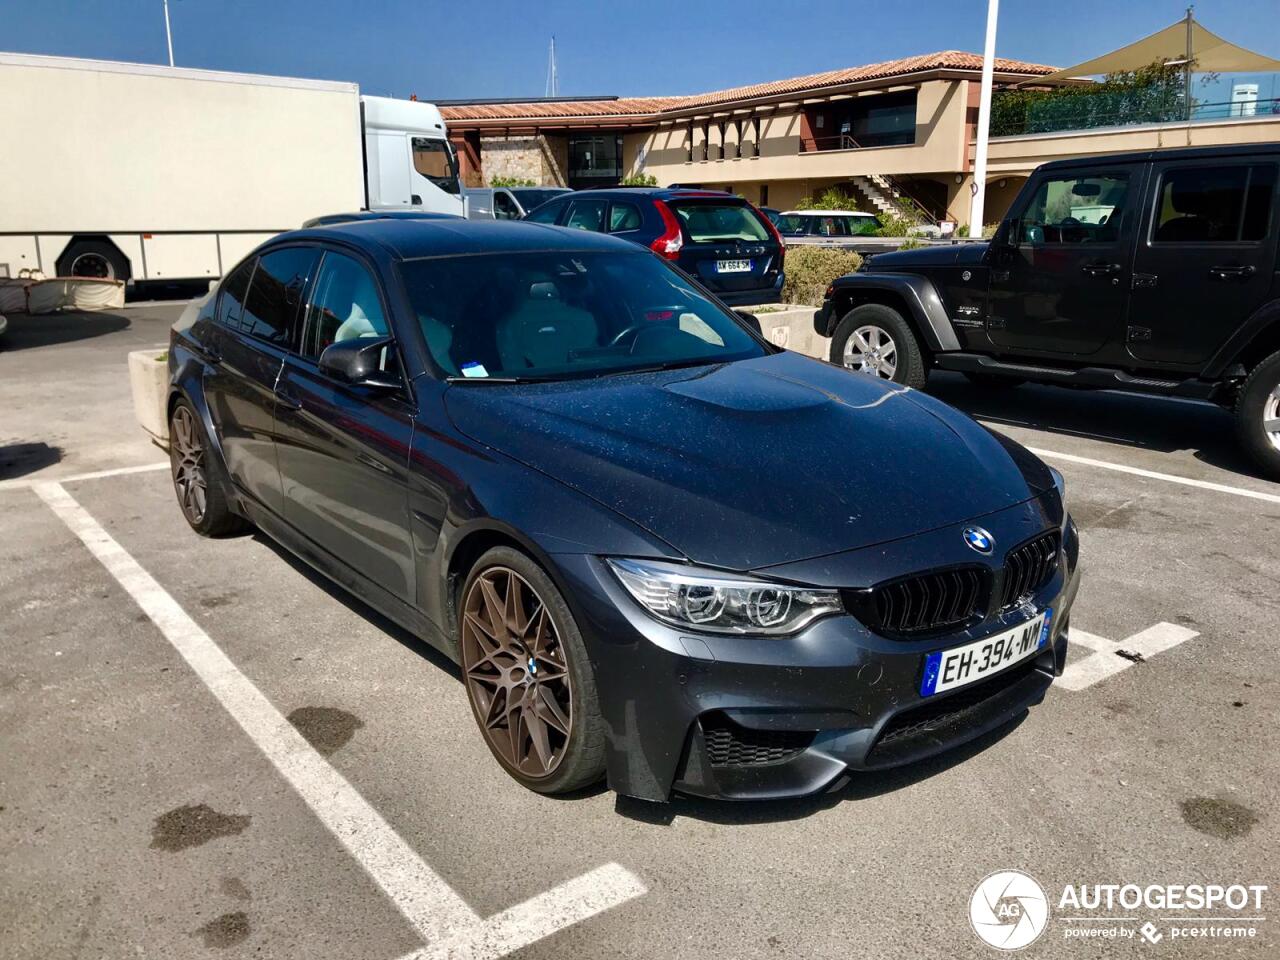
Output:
[
  {"xmin": 733, "ymin": 309, "xmax": 763, "ymax": 336},
  {"xmin": 318, "ymin": 337, "xmax": 402, "ymax": 390}
]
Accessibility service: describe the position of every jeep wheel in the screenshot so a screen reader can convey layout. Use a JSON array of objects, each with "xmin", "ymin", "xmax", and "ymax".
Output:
[
  {"xmin": 829, "ymin": 303, "xmax": 926, "ymax": 389},
  {"xmin": 1235, "ymin": 349, "xmax": 1280, "ymax": 480}
]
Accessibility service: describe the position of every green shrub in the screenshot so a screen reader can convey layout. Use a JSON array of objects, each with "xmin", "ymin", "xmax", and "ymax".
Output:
[
  {"xmin": 489, "ymin": 175, "xmax": 536, "ymax": 187},
  {"xmin": 621, "ymin": 172, "xmax": 658, "ymax": 186},
  {"xmin": 794, "ymin": 188, "xmax": 857, "ymax": 211},
  {"xmin": 781, "ymin": 246, "xmax": 863, "ymax": 307}
]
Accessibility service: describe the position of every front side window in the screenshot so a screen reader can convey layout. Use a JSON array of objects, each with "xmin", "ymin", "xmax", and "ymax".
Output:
[
  {"xmin": 492, "ymin": 191, "xmax": 521, "ymax": 220},
  {"xmin": 671, "ymin": 202, "xmax": 769, "ymax": 243},
  {"xmin": 398, "ymin": 250, "xmax": 766, "ymax": 381},
  {"xmin": 302, "ymin": 252, "xmax": 388, "ymax": 359},
  {"xmin": 1153, "ymin": 164, "xmax": 1277, "ymax": 243},
  {"xmin": 525, "ymin": 200, "xmax": 566, "ymax": 225},
  {"xmin": 240, "ymin": 247, "xmax": 317, "ymax": 345},
  {"xmin": 216, "ymin": 259, "xmax": 255, "ymax": 330},
  {"xmin": 411, "ymin": 137, "xmax": 460, "ymax": 195},
  {"xmin": 1019, "ymin": 173, "xmax": 1130, "ymax": 245},
  {"xmin": 565, "ymin": 199, "xmax": 608, "ymax": 232}
]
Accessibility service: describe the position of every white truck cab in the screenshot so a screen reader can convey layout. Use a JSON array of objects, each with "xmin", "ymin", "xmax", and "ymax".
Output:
[{"xmin": 361, "ymin": 96, "xmax": 462, "ymax": 215}]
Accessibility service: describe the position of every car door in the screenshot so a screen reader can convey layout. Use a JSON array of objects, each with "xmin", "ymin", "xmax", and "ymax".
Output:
[
  {"xmin": 1127, "ymin": 160, "xmax": 1279, "ymax": 366},
  {"xmin": 987, "ymin": 164, "xmax": 1142, "ymax": 356},
  {"xmin": 203, "ymin": 247, "xmax": 316, "ymax": 517},
  {"xmin": 273, "ymin": 248, "xmax": 418, "ymax": 605}
]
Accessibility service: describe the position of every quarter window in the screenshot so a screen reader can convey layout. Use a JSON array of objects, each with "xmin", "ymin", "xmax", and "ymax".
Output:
[
  {"xmin": 1019, "ymin": 173, "xmax": 1130, "ymax": 245},
  {"xmin": 240, "ymin": 247, "xmax": 317, "ymax": 345},
  {"xmin": 216, "ymin": 259, "xmax": 255, "ymax": 330},
  {"xmin": 1153, "ymin": 164, "xmax": 1277, "ymax": 243},
  {"xmin": 302, "ymin": 252, "xmax": 388, "ymax": 359}
]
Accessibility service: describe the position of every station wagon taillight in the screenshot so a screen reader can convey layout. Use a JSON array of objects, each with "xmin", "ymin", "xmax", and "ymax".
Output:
[{"xmin": 650, "ymin": 200, "xmax": 684, "ymax": 260}]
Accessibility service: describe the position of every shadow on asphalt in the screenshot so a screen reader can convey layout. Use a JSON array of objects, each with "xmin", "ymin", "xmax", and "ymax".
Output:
[
  {"xmin": 617, "ymin": 714, "xmax": 1026, "ymax": 826},
  {"xmin": 0, "ymin": 311, "xmax": 130, "ymax": 351},
  {"xmin": 0, "ymin": 441, "xmax": 63, "ymax": 480},
  {"xmin": 924, "ymin": 372, "xmax": 1266, "ymax": 480}
]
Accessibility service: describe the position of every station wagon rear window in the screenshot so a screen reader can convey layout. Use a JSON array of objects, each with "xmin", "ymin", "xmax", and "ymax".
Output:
[{"xmin": 671, "ymin": 202, "xmax": 770, "ymax": 243}]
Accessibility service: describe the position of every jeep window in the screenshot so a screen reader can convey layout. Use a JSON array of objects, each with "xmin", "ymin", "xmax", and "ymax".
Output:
[
  {"xmin": 1020, "ymin": 173, "xmax": 1130, "ymax": 245},
  {"xmin": 1153, "ymin": 164, "xmax": 1277, "ymax": 243}
]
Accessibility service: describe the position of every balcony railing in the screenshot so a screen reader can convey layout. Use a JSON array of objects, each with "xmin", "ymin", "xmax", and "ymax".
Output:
[
  {"xmin": 991, "ymin": 96, "xmax": 1280, "ymax": 139},
  {"xmin": 799, "ymin": 133, "xmax": 916, "ymax": 153}
]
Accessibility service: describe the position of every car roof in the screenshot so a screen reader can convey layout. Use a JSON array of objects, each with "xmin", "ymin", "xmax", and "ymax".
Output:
[
  {"xmin": 1038, "ymin": 142, "xmax": 1280, "ymax": 173},
  {"xmin": 284, "ymin": 217, "xmax": 638, "ymax": 260},
  {"xmin": 779, "ymin": 209, "xmax": 875, "ymax": 217},
  {"xmin": 301, "ymin": 210, "xmax": 462, "ymax": 228},
  {"xmin": 575, "ymin": 187, "xmax": 744, "ymax": 202}
]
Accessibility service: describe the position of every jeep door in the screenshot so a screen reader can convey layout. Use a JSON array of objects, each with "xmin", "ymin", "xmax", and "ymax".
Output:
[
  {"xmin": 988, "ymin": 165, "xmax": 1142, "ymax": 356},
  {"xmin": 1127, "ymin": 159, "xmax": 1278, "ymax": 367}
]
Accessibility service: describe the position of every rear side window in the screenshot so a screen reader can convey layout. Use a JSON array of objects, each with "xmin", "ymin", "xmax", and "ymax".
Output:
[
  {"xmin": 525, "ymin": 200, "xmax": 565, "ymax": 225},
  {"xmin": 216, "ymin": 259, "xmax": 255, "ymax": 330},
  {"xmin": 609, "ymin": 202, "xmax": 643, "ymax": 232},
  {"xmin": 302, "ymin": 252, "xmax": 388, "ymax": 358},
  {"xmin": 565, "ymin": 198, "xmax": 608, "ymax": 232},
  {"xmin": 1153, "ymin": 164, "xmax": 1277, "ymax": 243},
  {"xmin": 672, "ymin": 202, "xmax": 769, "ymax": 243},
  {"xmin": 240, "ymin": 247, "xmax": 317, "ymax": 345}
]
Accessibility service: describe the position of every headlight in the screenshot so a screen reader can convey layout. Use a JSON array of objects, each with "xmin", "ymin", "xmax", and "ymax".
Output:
[
  {"xmin": 606, "ymin": 558, "xmax": 842, "ymax": 636},
  {"xmin": 1049, "ymin": 465, "xmax": 1066, "ymax": 502}
]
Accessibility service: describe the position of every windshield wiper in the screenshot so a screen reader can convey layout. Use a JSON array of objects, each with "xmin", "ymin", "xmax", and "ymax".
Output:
[
  {"xmin": 612, "ymin": 358, "xmax": 725, "ymax": 377},
  {"xmin": 445, "ymin": 374, "xmax": 570, "ymax": 384}
]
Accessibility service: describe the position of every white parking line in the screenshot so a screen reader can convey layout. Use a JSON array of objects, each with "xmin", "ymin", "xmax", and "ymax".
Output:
[
  {"xmin": 1059, "ymin": 622, "xmax": 1200, "ymax": 692},
  {"xmin": 1027, "ymin": 447, "xmax": 1280, "ymax": 505},
  {"xmin": 33, "ymin": 481, "xmax": 645, "ymax": 958},
  {"xmin": 0, "ymin": 461, "xmax": 169, "ymax": 492}
]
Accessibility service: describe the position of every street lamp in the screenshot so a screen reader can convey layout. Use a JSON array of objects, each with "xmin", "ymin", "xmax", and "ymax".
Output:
[{"xmin": 968, "ymin": 0, "xmax": 998, "ymax": 237}]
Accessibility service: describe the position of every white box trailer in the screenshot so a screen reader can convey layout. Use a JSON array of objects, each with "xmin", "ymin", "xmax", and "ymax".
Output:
[{"xmin": 0, "ymin": 53, "xmax": 463, "ymax": 285}]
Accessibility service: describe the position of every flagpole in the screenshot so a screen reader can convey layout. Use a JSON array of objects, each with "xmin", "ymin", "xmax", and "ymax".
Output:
[
  {"xmin": 968, "ymin": 0, "xmax": 998, "ymax": 238},
  {"xmin": 163, "ymin": 0, "xmax": 175, "ymax": 67}
]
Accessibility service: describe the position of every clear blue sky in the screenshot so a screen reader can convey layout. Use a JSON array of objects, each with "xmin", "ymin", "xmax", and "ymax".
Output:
[{"xmin": 3, "ymin": 0, "xmax": 1277, "ymax": 100}]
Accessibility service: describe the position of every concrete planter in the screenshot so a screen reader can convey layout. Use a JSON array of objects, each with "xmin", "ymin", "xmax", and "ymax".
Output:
[
  {"xmin": 755, "ymin": 306, "xmax": 831, "ymax": 362},
  {"xmin": 129, "ymin": 349, "xmax": 170, "ymax": 447}
]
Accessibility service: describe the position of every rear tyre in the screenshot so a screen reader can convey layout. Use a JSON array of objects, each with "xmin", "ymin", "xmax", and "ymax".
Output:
[
  {"xmin": 458, "ymin": 547, "xmax": 606, "ymax": 794},
  {"xmin": 964, "ymin": 372, "xmax": 1026, "ymax": 389},
  {"xmin": 169, "ymin": 399, "xmax": 249, "ymax": 537},
  {"xmin": 57, "ymin": 239, "xmax": 130, "ymax": 282},
  {"xmin": 1234, "ymin": 349, "xmax": 1280, "ymax": 480},
  {"xmin": 829, "ymin": 303, "xmax": 927, "ymax": 389}
]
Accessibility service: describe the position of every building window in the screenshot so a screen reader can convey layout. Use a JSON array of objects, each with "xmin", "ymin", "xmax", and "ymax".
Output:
[
  {"xmin": 803, "ymin": 91, "xmax": 918, "ymax": 151},
  {"xmin": 567, "ymin": 134, "xmax": 624, "ymax": 189},
  {"xmin": 760, "ymin": 184, "xmax": 769, "ymax": 206}
]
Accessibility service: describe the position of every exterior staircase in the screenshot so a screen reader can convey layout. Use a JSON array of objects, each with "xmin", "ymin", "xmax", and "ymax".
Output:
[{"xmin": 849, "ymin": 174, "xmax": 934, "ymax": 227}]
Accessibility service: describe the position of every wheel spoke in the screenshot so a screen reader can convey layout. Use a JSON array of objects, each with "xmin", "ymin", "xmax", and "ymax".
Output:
[
  {"xmin": 477, "ymin": 578, "xmax": 508, "ymax": 640},
  {"xmin": 1265, "ymin": 417, "xmax": 1280, "ymax": 433},
  {"xmin": 537, "ymin": 686, "xmax": 570, "ymax": 734},
  {"xmin": 524, "ymin": 709, "xmax": 554, "ymax": 770},
  {"xmin": 504, "ymin": 573, "xmax": 528, "ymax": 636}
]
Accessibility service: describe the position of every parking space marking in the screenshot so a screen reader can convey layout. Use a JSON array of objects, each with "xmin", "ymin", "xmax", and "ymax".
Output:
[
  {"xmin": 0, "ymin": 460, "xmax": 168, "ymax": 492},
  {"xmin": 32, "ymin": 480, "xmax": 645, "ymax": 958},
  {"xmin": 1059, "ymin": 623, "xmax": 1199, "ymax": 692},
  {"xmin": 1026, "ymin": 447, "xmax": 1280, "ymax": 505}
]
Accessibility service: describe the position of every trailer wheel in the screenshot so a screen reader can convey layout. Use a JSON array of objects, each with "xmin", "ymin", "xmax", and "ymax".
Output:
[{"xmin": 58, "ymin": 239, "xmax": 130, "ymax": 282}]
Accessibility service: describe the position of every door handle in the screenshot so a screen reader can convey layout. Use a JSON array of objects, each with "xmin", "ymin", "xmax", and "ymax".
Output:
[
  {"xmin": 1082, "ymin": 261, "xmax": 1121, "ymax": 276},
  {"xmin": 1208, "ymin": 264, "xmax": 1256, "ymax": 282},
  {"xmin": 355, "ymin": 452, "xmax": 393, "ymax": 475},
  {"xmin": 273, "ymin": 387, "xmax": 302, "ymax": 411},
  {"xmin": 202, "ymin": 345, "xmax": 222, "ymax": 366}
]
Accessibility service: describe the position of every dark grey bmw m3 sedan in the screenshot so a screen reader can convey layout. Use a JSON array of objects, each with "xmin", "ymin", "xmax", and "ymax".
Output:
[{"xmin": 165, "ymin": 218, "xmax": 1080, "ymax": 802}]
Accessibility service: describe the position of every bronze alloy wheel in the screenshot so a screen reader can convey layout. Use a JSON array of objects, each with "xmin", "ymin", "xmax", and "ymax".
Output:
[
  {"xmin": 170, "ymin": 405, "xmax": 208, "ymax": 525},
  {"xmin": 461, "ymin": 566, "xmax": 573, "ymax": 780}
]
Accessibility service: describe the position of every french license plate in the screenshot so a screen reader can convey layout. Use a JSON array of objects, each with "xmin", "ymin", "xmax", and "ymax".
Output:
[
  {"xmin": 920, "ymin": 608, "xmax": 1051, "ymax": 697},
  {"xmin": 715, "ymin": 259, "xmax": 751, "ymax": 273}
]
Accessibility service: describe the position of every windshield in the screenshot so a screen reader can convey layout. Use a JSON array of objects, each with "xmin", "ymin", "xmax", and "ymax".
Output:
[
  {"xmin": 399, "ymin": 250, "xmax": 767, "ymax": 381},
  {"xmin": 411, "ymin": 137, "xmax": 461, "ymax": 196},
  {"xmin": 670, "ymin": 201, "xmax": 770, "ymax": 243},
  {"xmin": 511, "ymin": 189, "xmax": 569, "ymax": 213}
]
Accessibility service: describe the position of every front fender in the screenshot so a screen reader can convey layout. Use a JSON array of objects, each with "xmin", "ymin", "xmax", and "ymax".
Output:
[{"xmin": 818, "ymin": 273, "xmax": 960, "ymax": 352}]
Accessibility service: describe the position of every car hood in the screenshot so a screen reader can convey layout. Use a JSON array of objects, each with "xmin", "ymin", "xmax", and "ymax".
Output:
[
  {"xmin": 444, "ymin": 351, "xmax": 1050, "ymax": 569},
  {"xmin": 862, "ymin": 241, "xmax": 989, "ymax": 272}
]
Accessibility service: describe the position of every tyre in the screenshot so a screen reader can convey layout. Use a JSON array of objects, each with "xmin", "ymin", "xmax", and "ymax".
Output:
[
  {"xmin": 964, "ymin": 372, "xmax": 1026, "ymax": 389},
  {"xmin": 1234, "ymin": 349, "xmax": 1280, "ymax": 480},
  {"xmin": 458, "ymin": 546, "xmax": 606, "ymax": 794},
  {"xmin": 57, "ymin": 239, "xmax": 130, "ymax": 282},
  {"xmin": 829, "ymin": 303, "xmax": 927, "ymax": 389},
  {"xmin": 169, "ymin": 399, "xmax": 249, "ymax": 537}
]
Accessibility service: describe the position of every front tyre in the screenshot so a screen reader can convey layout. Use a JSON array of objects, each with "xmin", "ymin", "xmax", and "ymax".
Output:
[
  {"xmin": 829, "ymin": 303, "xmax": 927, "ymax": 389},
  {"xmin": 169, "ymin": 399, "xmax": 249, "ymax": 537},
  {"xmin": 1235, "ymin": 349, "xmax": 1280, "ymax": 480},
  {"xmin": 458, "ymin": 547, "xmax": 606, "ymax": 794}
]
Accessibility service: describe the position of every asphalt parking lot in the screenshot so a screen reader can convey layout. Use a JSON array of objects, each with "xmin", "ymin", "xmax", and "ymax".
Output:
[{"xmin": 2, "ymin": 303, "xmax": 1277, "ymax": 959}]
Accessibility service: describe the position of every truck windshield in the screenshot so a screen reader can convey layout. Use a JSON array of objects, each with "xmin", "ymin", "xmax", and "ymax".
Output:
[{"xmin": 411, "ymin": 138, "xmax": 461, "ymax": 195}]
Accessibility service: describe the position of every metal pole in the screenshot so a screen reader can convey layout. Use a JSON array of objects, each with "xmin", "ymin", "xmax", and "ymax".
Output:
[
  {"xmin": 968, "ymin": 0, "xmax": 998, "ymax": 238},
  {"xmin": 163, "ymin": 0, "xmax": 175, "ymax": 67},
  {"xmin": 1184, "ymin": 5, "xmax": 1194, "ymax": 121}
]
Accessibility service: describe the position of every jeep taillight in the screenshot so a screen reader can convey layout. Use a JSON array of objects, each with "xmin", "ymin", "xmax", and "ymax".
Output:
[{"xmin": 650, "ymin": 200, "xmax": 684, "ymax": 260}]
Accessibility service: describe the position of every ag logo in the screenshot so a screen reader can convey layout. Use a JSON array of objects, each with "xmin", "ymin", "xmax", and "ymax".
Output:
[{"xmin": 969, "ymin": 870, "xmax": 1050, "ymax": 950}]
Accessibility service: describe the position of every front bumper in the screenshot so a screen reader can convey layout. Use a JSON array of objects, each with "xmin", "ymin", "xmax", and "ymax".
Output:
[{"xmin": 550, "ymin": 494, "xmax": 1079, "ymax": 802}]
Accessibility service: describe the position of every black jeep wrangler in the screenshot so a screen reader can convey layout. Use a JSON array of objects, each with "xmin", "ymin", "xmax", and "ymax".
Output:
[{"xmin": 814, "ymin": 144, "xmax": 1280, "ymax": 478}]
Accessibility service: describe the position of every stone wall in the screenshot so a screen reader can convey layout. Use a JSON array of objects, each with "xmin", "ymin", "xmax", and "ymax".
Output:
[{"xmin": 479, "ymin": 136, "xmax": 567, "ymax": 186}]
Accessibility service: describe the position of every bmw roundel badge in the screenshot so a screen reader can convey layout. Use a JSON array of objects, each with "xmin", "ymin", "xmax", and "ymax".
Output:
[{"xmin": 963, "ymin": 526, "xmax": 994, "ymax": 554}]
